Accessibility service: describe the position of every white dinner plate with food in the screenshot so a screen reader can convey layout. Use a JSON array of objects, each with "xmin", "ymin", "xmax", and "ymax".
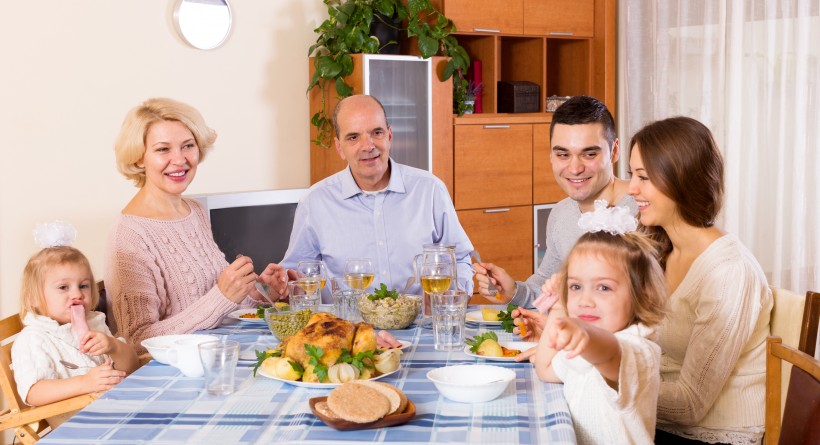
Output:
[
  {"xmin": 463, "ymin": 341, "xmax": 537, "ymax": 362},
  {"xmin": 257, "ymin": 366, "xmax": 401, "ymax": 389},
  {"xmin": 465, "ymin": 310, "xmax": 502, "ymax": 326},
  {"xmin": 227, "ymin": 309, "xmax": 267, "ymax": 324}
]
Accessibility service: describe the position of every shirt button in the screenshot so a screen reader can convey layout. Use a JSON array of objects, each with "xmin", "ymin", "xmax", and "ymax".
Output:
[
  {"xmin": 378, "ymin": 240, "xmax": 384, "ymax": 246},
  {"xmin": 375, "ymin": 211, "xmax": 381, "ymax": 216},
  {"xmin": 381, "ymin": 271, "xmax": 387, "ymax": 275}
]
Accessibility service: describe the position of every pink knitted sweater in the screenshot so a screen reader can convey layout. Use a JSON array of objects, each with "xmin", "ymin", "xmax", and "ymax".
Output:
[{"xmin": 104, "ymin": 198, "xmax": 255, "ymax": 353}]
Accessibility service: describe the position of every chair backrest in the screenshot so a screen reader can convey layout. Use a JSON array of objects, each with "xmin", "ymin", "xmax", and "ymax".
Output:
[
  {"xmin": 0, "ymin": 314, "xmax": 26, "ymax": 412},
  {"xmin": 769, "ymin": 287, "xmax": 805, "ymax": 413},
  {"xmin": 770, "ymin": 287, "xmax": 804, "ymax": 347},
  {"xmin": 765, "ymin": 336, "xmax": 820, "ymax": 445},
  {"xmin": 800, "ymin": 291, "xmax": 819, "ymax": 357}
]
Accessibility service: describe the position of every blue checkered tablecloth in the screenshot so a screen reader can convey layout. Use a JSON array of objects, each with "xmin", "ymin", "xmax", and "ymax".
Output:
[{"xmin": 39, "ymin": 312, "xmax": 576, "ymax": 444}]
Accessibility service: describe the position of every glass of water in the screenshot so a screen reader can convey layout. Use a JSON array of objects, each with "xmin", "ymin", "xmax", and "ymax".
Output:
[{"xmin": 430, "ymin": 290, "xmax": 471, "ymax": 351}]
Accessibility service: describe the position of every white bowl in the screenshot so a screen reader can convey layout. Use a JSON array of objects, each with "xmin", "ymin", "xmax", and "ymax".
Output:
[
  {"xmin": 141, "ymin": 334, "xmax": 219, "ymax": 365},
  {"xmin": 427, "ymin": 364, "xmax": 515, "ymax": 403}
]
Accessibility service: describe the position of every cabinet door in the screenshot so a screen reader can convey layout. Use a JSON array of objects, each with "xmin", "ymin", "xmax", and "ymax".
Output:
[
  {"xmin": 454, "ymin": 124, "xmax": 533, "ymax": 210},
  {"xmin": 532, "ymin": 123, "xmax": 566, "ymax": 204},
  {"xmin": 440, "ymin": 0, "xmax": 523, "ymax": 34},
  {"xmin": 523, "ymin": 0, "xmax": 594, "ymax": 37},
  {"xmin": 458, "ymin": 206, "xmax": 533, "ymax": 294}
]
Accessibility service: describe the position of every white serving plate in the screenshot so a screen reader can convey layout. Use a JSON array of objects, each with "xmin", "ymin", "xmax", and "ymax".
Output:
[
  {"xmin": 227, "ymin": 308, "xmax": 267, "ymax": 324},
  {"xmin": 257, "ymin": 366, "xmax": 401, "ymax": 389},
  {"xmin": 465, "ymin": 310, "xmax": 502, "ymax": 326},
  {"xmin": 463, "ymin": 341, "xmax": 536, "ymax": 362}
]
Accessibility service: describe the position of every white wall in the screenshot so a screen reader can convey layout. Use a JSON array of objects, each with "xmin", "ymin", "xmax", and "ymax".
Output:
[{"xmin": 0, "ymin": 1, "xmax": 328, "ymax": 318}]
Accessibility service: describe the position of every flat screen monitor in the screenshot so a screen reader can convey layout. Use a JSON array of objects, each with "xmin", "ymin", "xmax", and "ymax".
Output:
[{"xmin": 189, "ymin": 188, "xmax": 308, "ymax": 274}]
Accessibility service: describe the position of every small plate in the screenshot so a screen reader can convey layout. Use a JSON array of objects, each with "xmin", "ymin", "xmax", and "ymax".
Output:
[
  {"xmin": 227, "ymin": 309, "xmax": 266, "ymax": 324},
  {"xmin": 463, "ymin": 341, "xmax": 537, "ymax": 362},
  {"xmin": 257, "ymin": 366, "xmax": 401, "ymax": 388},
  {"xmin": 465, "ymin": 310, "xmax": 502, "ymax": 325},
  {"xmin": 309, "ymin": 396, "xmax": 415, "ymax": 430}
]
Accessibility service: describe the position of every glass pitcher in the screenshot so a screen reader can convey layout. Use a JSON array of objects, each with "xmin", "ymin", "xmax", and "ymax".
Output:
[{"xmin": 413, "ymin": 243, "xmax": 458, "ymax": 320}]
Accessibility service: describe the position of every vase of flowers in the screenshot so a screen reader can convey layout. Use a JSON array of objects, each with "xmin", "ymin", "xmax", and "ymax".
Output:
[{"xmin": 462, "ymin": 81, "xmax": 482, "ymax": 114}]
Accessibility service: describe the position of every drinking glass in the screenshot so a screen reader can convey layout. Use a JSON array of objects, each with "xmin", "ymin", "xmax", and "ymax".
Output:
[
  {"xmin": 296, "ymin": 260, "xmax": 328, "ymax": 292},
  {"xmin": 288, "ymin": 280, "xmax": 320, "ymax": 312},
  {"xmin": 198, "ymin": 340, "xmax": 240, "ymax": 396},
  {"xmin": 343, "ymin": 258, "xmax": 375, "ymax": 291},
  {"xmin": 330, "ymin": 277, "xmax": 364, "ymax": 322},
  {"xmin": 431, "ymin": 290, "xmax": 471, "ymax": 351}
]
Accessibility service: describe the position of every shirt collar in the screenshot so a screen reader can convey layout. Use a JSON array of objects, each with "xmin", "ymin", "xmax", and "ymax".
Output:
[{"xmin": 340, "ymin": 159, "xmax": 406, "ymax": 199}]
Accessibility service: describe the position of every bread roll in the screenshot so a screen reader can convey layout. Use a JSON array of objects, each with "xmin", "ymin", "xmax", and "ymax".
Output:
[{"xmin": 327, "ymin": 382, "xmax": 390, "ymax": 423}]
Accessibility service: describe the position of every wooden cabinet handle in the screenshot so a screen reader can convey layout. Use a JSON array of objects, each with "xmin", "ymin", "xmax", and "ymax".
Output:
[
  {"xmin": 473, "ymin": 28, "xmax": 501, "ymax": 33},
  {"xmin": 549, "ymin": 32, "xmax": 574, "ymax": 36},
  {"xmin": 483, "ymin": 125, "xmax": 511, "ymax": 129},
  {"xmin": 484, "ymin": 208, "xmax": 511, "ymax": 213}
]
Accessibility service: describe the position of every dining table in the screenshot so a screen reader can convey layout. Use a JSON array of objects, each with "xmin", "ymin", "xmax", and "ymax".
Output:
[{"xmin": 38, "ymin": 307, "xmax": 577, "ymax": 445}]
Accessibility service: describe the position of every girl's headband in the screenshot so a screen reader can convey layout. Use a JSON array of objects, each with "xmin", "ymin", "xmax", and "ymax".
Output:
[
  {"xmin": 577, "ymin": 200, "xmax": 638, "ymax": 235},
  {"xmin": 33, "ymin": 220, "xmax": 77, "ymax": 248}
]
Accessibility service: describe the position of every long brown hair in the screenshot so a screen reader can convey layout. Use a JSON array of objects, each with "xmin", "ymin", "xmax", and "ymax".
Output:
[
  {"xmin": 559, "ymin": 231, "xmax": 667, "ymax": 328},
  {"xmin": 629, "ymin": 116, "xmax": 724, "ymax": 264},
  {"xmin": 20, "ymin": 246, "xmax": 98, "ymax": 320}
]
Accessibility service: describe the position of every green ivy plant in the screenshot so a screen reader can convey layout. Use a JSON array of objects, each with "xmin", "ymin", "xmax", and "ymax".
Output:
[{"xmin": 307, "ymin": 0, "xmax": 471, "ymax": 148}]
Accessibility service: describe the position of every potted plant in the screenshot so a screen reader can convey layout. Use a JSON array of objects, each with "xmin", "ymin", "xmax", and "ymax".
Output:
[{"xmin": 308, "ymin": 0, "xmax": 471, "ymax": 148}]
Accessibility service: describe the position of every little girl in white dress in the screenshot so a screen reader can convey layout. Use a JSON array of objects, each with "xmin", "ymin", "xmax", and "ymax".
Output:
[
  {"xmin": 11, "ymin": 221, "xmax": 138, "ymax": 421},
  {"xmin": 533, "ymin": 201, "xmax": 668, "ymax": 444}
]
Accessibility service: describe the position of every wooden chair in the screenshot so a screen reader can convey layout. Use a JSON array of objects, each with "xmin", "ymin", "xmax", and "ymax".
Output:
[
  {"xmin": 765, "ymin": 336, "xmax": 820, "ymax": 445},
  {"xmin": 0, "ymin": 314, "xmax": 98, "ymax": 444},
  {"xmin": 800, "ymin": 291, "xmax": 820, "ymax": 357}
]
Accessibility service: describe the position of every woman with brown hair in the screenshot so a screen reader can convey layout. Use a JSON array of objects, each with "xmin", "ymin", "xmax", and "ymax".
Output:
[{"xmin": 628, "ymin": 116, "xmax": 771, "ymax": 444}]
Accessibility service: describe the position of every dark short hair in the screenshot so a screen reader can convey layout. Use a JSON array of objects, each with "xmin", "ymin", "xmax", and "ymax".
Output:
[
  {"xmin": 332, "ymin": 94, "xmax": 389, "ymax": 138},
  {"xmin": 550, "ymin": 96, "xmax": 616, "ymax": 149}
]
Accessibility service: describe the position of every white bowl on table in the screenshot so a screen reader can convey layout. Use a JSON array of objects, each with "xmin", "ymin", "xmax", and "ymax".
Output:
[
  {"xmin": 427, "ymin": 364, "xmax": 516, "ymax": 403},
  {"xmin": 141, "ymin": 334, "xmax": 219, "ymax": 365}
]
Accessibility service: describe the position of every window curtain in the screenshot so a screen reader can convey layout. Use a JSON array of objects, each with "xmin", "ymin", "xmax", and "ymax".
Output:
[{"xmin": 618, "ymin": 0, "xmax": 820, "ymax": 296}]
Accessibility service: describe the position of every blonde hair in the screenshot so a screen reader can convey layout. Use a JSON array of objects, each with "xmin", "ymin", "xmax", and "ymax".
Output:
[
  {"xmin": 20, "ymin": 246, "xmax": 98, "ymax": 320},
  {"xmin": 559, "ymin": 231, "xmax": 667, "ymax": 328},
  {"xmin": 114, "ymin": 98, "xmax": 217, "ymax": 187}
]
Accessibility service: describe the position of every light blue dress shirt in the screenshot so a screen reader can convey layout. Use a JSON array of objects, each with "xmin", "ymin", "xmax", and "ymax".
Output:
[{"xmin": 281, "ymin": 160, "xmax": 474, "ymax": 301}]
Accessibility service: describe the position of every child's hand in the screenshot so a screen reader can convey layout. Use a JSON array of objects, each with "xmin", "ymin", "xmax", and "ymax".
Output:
[
  {"xmin": 547, "ymin": 316, "xmax": 589, "ymax": 359},
  {"xmin": 511, "ymin": 307, "xmax": 546, "ymax": 342},
  {"xmin": 82, "ymin": 357, "xmax": 125, "ymax": 393},
  {"xmin": 80, "ymin": 331, "xmax": 116, "ymax": 356}
]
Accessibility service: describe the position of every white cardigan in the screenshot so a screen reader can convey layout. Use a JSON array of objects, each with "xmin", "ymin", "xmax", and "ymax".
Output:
[{"xmin": 656, "ymin": 234, "xmax": 772, "ymax": 445}]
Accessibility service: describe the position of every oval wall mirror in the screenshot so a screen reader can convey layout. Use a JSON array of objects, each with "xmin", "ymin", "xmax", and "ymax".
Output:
[{"xmin": 173, "ymin": 0, "xmax": 233, "ymax": 50}]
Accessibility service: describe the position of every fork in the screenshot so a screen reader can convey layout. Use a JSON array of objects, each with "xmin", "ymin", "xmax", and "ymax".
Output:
[{"xmin": 471, "ymin": 250, "xmax": 499, "ymax": 298}]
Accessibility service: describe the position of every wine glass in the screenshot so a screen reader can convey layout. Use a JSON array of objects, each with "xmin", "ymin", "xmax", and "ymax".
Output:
[
  {"xmin": 418, "ymin": 262, "xmax": 454, "ymax": 328},
  {"xmin": 344, "ymin": 258, "xmax": 375, "ymax": 291},
  {"xmin": 296, "ymin": 260, "xmax": 328, "ymax": 293},
  {"xmin": 419, "ymin": 262, "xmax": 453, "ymax": 295}
]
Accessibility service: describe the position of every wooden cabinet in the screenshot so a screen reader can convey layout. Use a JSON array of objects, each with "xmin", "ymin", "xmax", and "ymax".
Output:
[
  {"xmin": 454, "ymin": 124, "xmax": 532, "ymax": 209},
  {"xmin": 532, "ymin": 123, "xmax": 565, "ymax": 204},
  {"xmin": 432, "ymin": 0, "xmax": 524, "ymax": 34},
  {"xmin": 523, "ymin": 0, "xmax": 595, "ymax": 37},
  {"xmin": 457, "ymin": 206, "xmax": 533, "ymax": 294}
]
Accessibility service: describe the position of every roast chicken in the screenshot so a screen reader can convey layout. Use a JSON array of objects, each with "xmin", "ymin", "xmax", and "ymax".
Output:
[{"xmin": 281, "ymin": 313, "xmax": 376, "ymax": 368}]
